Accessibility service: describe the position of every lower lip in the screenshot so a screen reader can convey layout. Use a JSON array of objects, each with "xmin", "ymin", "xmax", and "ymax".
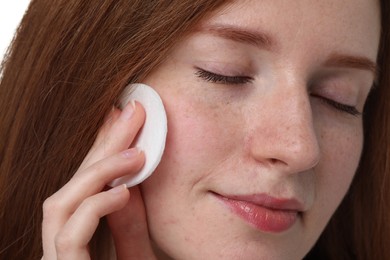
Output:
[{"xmin": 215, "ymin": 195, "xmax": 298, "ymax": 233}]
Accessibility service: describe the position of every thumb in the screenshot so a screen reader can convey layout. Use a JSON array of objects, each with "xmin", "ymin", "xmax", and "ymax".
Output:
[{"xmin": 107, "ymin": 186, "xmax": 156, "ymax": 260}]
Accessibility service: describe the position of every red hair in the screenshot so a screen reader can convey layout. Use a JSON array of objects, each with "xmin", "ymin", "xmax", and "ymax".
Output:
[{"xmin": 0, "ymin": 1, "xmax": 389, "ymax": 259}]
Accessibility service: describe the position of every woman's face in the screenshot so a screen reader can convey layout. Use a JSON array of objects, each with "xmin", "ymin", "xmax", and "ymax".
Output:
[{"xmin": 142, "ymin": 0, "xmax": 380, "ymax": 259}]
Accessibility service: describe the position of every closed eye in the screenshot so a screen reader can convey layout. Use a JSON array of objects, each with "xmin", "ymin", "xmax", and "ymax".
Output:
[
  {"xmin": 311, "ymin": 94, "xmax": 361, "ymax": 117},
  {"xmin": 195, "ymin": 68, "xmax": 254, "ymax": 85},
  {"xmin": 196, "ymin": 68, "xmax": 361, "ymax": 116}
]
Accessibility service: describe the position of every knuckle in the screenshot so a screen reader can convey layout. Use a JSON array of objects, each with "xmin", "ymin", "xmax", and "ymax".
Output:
[
  {"xmin": 42, "ymin": 196, "xmax": 60, "ymax": 219},
  {"xmin": 87, "ymin": 159, "xmax": 123, "ymax": 180},
  {"xmin": 79, "ymin": 197, "xmax": 99, "ymax": 215},
  {"xmin": 55, "ymin": 231, "xmax": 74, "ymax": 253},
  {"xmin": 87, "ymin": 162, "xmax": 107, "ymax": 177}
]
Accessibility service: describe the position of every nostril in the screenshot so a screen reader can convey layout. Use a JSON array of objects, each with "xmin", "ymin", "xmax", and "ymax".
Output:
[
  {"xmin": 270, "ymin": 158, "xmax": 278, "ymax": 164},
  {"xmin": 269, "ymin": 157, "xmax": 291, "ymax": 166},
  {"xmin": 269, "ymin": 158, "xmax": 288, "ymax": 166}
]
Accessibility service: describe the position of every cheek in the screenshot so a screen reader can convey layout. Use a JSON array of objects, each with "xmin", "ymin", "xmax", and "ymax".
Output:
[
  {"xmin": 140, "ymin": 84, "xmax": 245, "ymax": 253},
  {"xmin": 311, "ymin": 103, "xmax": 363, "ymax": 199},
  {"xmin": 321, "ymin": 121, "xmax": 363, "ymax": 192},
  {"xmin": 297, "ymin": 121, "xmax": 363, "ymax": 250},
  {"xmin": 152, "ymin": 82, "xmax": 243, "ymax": 179},
  {"xmin": 313, "ymin": 123, "xmax": 363, "ymax": 224},
  {"xmin": 140, "ymin": 82, "xmax": 243, "ymax": 202}
]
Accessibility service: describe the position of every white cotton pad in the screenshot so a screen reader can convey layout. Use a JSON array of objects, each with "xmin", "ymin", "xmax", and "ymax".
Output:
[{"xmin": 110, "ymin": 83, "xmax": 168, "ymax": 187}]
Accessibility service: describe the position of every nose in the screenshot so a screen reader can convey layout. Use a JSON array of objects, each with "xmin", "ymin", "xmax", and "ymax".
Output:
[{"xmin": 246, "ymin": 84, "xmax": 320, "ymax": 174}]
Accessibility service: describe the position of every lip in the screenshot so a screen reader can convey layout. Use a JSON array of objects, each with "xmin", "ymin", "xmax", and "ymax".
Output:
[{"xmin": 213, "ymin": 192, "xmax": 303, "ymax": 233}]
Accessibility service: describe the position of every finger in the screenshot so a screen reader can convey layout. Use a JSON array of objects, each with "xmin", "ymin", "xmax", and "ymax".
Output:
[
  {"xmin": 93, "ymin": 106, "xmax": 122, "ymax": 151},
  {"xmin": 54, "ymin": 185, "xmax": 130, "ymax": 260},
  {"xmin": 42, "ymin": 149, "xmax": 144, "ymax": 259},
  {"xmin": 53, "ymin": 148, "xmax": 144, "ymax": 212},
  {"xmin": 78, "ymin": 106, "xmax": 121, "ymax": 171},
  {"xmin": 107, "ymin": 186, "xmax": 156, "ymax": 260},
  {"xmin": 79, "ymin": 101, "xmax": 146, "ymax": 172}
]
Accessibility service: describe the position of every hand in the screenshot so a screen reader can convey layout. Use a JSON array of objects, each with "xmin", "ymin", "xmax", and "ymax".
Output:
[{"xmin": 42, "ymin": 102, "xmax": 157, "ymax": 259}]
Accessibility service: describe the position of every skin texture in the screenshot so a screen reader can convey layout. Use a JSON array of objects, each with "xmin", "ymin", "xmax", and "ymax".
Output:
[
  {"xmin": 41, "ymin": 0, "xmax": 380, "ymax": 259},
  {"xmin": 142, "ymin": 0, "xmax": 380, "ymax": 259}
]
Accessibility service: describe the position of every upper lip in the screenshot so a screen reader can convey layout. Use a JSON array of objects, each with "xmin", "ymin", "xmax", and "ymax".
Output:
[{"xmin": 215, "ymin": 192, "xmax": 305, "ymax": 212}]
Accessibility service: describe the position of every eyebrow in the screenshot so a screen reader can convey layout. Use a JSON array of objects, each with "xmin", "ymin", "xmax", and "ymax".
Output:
[
  {"xmin": 198, "ymin": 24, "xmax": 378, "ymax": 77},
  {"xmin": 324, "ymin": 53, "xmax": 378, "ymax": 78},
  {"xmin": 199, "ymin": 24, "xmax": 277, "ymax": 51}
]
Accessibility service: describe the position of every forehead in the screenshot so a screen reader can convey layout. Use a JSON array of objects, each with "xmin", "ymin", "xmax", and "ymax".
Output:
[{"xmin": 203, "ymin": 0, "xmax": 381, "ymax": 60}]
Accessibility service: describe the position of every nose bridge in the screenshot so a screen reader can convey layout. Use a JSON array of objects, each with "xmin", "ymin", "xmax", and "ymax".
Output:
[
  {"xmin": 280, "ymin": 89, "xmax": 320, "ymax": 165},
  {"xmin": 248, "ymin": 81, "xmax": 320, "ymax": 173}
]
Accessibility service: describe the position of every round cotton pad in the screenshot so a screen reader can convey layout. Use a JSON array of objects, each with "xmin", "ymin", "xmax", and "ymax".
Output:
[{"xmin": 110, "ymin": 83, "xmax": 168, "ymax": 187}]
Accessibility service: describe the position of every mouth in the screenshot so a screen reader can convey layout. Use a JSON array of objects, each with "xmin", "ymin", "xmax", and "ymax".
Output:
[{"xmin": 212, "ymin": 192, "xmax": 304, "ymax": 233}]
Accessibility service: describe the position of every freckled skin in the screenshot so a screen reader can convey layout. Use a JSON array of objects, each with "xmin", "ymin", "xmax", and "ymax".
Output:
[{"xmin": 140, "ymin": 0, "xmax": 380, "ymax": 259}]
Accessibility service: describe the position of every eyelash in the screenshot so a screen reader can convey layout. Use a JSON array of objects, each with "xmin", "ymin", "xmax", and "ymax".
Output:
[
  {"xmin": 195, "ymin": 68, "xmax": 254, "ymax": 85},
  {"xmin": 311, "ymin": 94, "xmax": 361, "ymax": 117},
  {"xmin": 195, "ymin": 68, "xmax": 361, "ymax": 117}
]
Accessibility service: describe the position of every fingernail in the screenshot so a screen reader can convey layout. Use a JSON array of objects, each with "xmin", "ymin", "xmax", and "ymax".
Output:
[
  {"xmin": 122, "ymin": 147, "xmax": 140, "ymax": 158},
  {"xmin": 121, "ymin": 100, "xmax": 136, "ymax": 120},
  {"xmin": 108, "ymin": 184, "xmax": 127, "ymax": 193}
]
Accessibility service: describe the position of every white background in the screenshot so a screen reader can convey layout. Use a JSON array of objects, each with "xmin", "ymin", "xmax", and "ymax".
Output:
[{"xmin": 0, "ymin": 1, "xmax": 31, "ymax": 62}]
